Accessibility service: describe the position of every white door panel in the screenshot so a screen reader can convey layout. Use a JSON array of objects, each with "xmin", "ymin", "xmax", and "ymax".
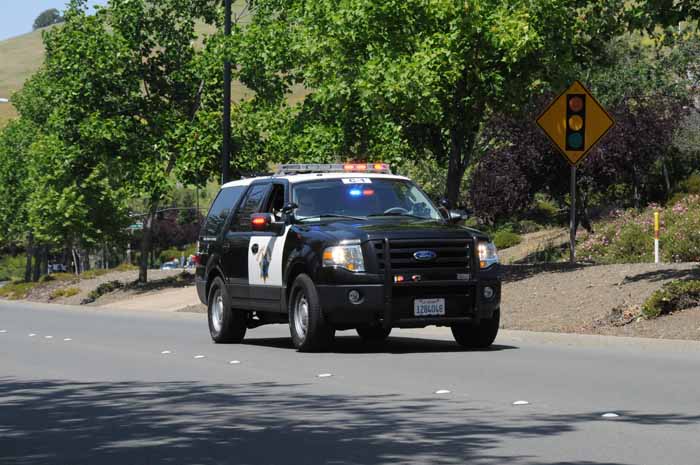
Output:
[{"xmin": 248, "ymin": 226, "xmax": 290, "ymax": 287}]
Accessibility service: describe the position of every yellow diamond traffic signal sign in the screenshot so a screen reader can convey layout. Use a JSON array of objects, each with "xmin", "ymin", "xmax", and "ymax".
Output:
[{"xmin": 536, "ymin": 80, "xmax": 615, "ymax": 166}]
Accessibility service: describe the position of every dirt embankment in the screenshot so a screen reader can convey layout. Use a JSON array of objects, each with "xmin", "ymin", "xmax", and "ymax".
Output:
[
  {"xmin": 501, "ymin": 262, "xmax": 700, "ymax": 340},
  {"xmin": 25, "ymin": 269, "xmax": 191, "ymax": 306}
]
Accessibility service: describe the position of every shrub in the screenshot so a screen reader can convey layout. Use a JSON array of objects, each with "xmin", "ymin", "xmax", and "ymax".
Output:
[
  {"xmin": 50, "ymin": 287, "xmax": 80, "ymax": 300},
  {"xmin": 113, "ymin": 263, "xmax": 138, "ymax": 272},
  {"xmin": 528, "ymin": 194, "xmax": 562, "ymax": 225},
  {"xmin": 80, "ymin": 268, "xmax": 111, "ymax": 280},
  {"xmin": 516, "ymin": 219, "xmax": 543, "ymax": 234},
  {"xmin": 39, "ymin": 274, "xmax": 55, "ymax": 283},
  {"xmin": 492, "ymin": 230, "xmax": 522, "ymax": 249},
  {"xmin": 0, "ymin": 281, "xmax": 38, "ymax": 300},
  {"xmin": 641, "ymin": 279, "xmax": 700, "ymax": 319},
  {"xmin": 0, "ymin": 255, "xmax": 26, "ymax": 281},
  {"xmin": 82, "ymin": 280, "xmax": 123, "ymax": 304},
  {"xmin": 579, "ymin": 195, "xmax": 700, "ymax": 263}
]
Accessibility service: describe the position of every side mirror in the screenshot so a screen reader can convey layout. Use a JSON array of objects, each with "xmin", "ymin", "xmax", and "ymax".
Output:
[
  {"xmin": 448, "ymin": 209, "xmax": 469, "ymax": 224},
  {"xmin": 251, "ymin": 213, "xmax": 284, "ymax": 235},
  {"xmin": 282, "ymin": 202, "xmax": 298, "ymax": 214},
  {"xmin": 439, "ymin": 198, "xmax": 451, "ymax": 209}
]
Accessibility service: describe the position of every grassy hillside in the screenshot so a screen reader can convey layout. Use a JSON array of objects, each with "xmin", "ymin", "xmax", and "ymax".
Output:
[
  {"xmin": 0, "ymin": 2, "xmax": 306, "ymax": 127},
  {"xmin": 0, "ymin": 27, "xmax": 52, "ymax": 126}
]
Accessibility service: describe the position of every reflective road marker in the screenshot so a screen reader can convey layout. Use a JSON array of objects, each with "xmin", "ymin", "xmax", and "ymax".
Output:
[
  {"xmin": 317, "ymin": 373, "xmax": 332, "ymax": 378},
  {"xmin": 512, "ymin": 400, "xmax": 530, "ymax": 406},
  {"xmin": 434, "ymin": 390, "xmax": 451, "ymax": 395}
]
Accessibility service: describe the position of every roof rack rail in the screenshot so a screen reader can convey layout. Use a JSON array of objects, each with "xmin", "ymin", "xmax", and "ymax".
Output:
[{"xmin": 275, "ymin": 163, "xmax": 392, "ymax": 175}]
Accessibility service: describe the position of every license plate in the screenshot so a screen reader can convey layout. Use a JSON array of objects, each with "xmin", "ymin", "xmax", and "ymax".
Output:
[{"xmin": 414, "ymin": 298, "xmax": 446, "ymax": 317}]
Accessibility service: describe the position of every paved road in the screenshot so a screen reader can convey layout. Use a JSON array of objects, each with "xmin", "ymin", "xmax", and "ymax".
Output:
[{"xmin": 2, "ymin": 300, "xmax": 700, "ymax": 465}]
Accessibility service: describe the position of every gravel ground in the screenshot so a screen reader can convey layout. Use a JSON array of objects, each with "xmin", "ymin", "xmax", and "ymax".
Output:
[{"xmin": 501, "ymin": 262, "xmax": 700, "ymax": 340}]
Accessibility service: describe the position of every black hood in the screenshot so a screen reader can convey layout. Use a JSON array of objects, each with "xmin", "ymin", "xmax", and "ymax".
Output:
[{"xmin": 297, "ymin": 217, "xmax": 488, "ymax": 243}]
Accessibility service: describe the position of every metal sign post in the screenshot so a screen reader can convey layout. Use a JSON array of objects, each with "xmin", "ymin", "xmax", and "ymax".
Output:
[
  {"xmin": 654, "ymin": 212, "xmax": 660, "ymax": 264},
  {"xmin": 570, "ymin": 166, "xmax": 576, "ymax": 264},
  {"xmin": 536, "ymin": 80, "xmax": 615, "ymax": 265}
]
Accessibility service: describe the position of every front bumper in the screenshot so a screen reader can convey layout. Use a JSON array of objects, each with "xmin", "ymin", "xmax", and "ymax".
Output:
[{"xmin": 316, "ymin": 280, "xmax": 500, "ymax": 328}]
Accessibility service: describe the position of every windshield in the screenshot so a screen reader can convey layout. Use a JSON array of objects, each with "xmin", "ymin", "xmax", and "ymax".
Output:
[{"xmin": 291, "ymin": 178, "xmax": 442, "ymax": 222}]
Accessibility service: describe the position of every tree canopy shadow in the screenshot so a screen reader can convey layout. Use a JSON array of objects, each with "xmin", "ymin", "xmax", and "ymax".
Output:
[
  {"xmin": 502, "ymin": 263, "xmax": 588, "ymax": 283},
  {"xmin": 2, "ymin": 377, "xmax": 695, "ymax": 465},
  {"xmin": 618, "ymin": 267, "xmax": 700, "ymax": 285}
]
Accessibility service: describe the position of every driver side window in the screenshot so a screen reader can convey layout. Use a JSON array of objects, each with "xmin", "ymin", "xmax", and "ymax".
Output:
[
  {"xmin": 262, "ymin": 184, "xmax": 286, "ymax": 220},
  {"xmin": 231, "ymin": 184, "xmax": 270, "ymax": 232}
]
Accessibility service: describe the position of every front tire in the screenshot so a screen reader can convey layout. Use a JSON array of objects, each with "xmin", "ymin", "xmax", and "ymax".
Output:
[
  {"xmin": 208, "ymin": 276, "xmax": 246, "ymax": 343},
  {"xmin": 451, "ymin": 309, "xmax": 500, "ymax": 349},
  {"xmin": 288, "ymin": 274, "xmax": 335, "ymax": 352},
  {"xmin": 356, "ymin": 325, "xmax": 391, "ymax": 342}
]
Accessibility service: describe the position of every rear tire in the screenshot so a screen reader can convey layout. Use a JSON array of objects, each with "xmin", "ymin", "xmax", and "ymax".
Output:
[
  {"xmin": 208, "ymin": 276, "xmax": 246, "ymax": 343},
  {"xmin": 356, "ymin": 325, "xmax": 391, "ymax": 342},
  {"xmin": 451, "ymin": 309, "xmax": 500, "ymax": 349},
  {"xmin": 288, "ymin": 274, "xmax": 335, "ymax": 352}
]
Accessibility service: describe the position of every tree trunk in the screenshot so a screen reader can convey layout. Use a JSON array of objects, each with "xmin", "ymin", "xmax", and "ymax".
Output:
[
  {"xmin": 71, "ymin": 247, "xmax": 80, "ymax": 276},
  {"xmin": 32, "ymin": 246, "xmax": 41, "ymax": 282},
  {"xmin": 139, "ymin": 202, "xmax": 159, "ymax": 284},
  {"xmin": 662, "ymin": 158, "xmax": 672, "ymax": 200},
  {"xmin": 40, "ymin": 245, "xmax": 49, "ymax": 278},
  {"xmin": 446, "ymin": 120, "xmax": 468, "ymax": 206},
  {"xmin": 24, "ymin": 232, "xmax": 34, "ymax": 282}
]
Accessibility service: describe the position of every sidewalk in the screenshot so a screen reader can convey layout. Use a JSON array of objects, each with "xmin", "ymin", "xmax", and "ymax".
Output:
[{"xmin": 99, "ymin": 286, "xmax": 200, "ymax": 312}]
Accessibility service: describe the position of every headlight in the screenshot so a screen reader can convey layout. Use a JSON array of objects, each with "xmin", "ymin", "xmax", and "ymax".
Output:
[
  {"xmin": 322, "ymin": 244, "xmax": 365, "ymax": 272},
  {"xmin": 478, "ymin": 241, "xmax": 499, "ymax": 269}
]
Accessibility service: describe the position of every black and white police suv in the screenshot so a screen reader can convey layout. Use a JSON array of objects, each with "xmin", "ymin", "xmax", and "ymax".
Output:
[{"xmin": 195, "ymin": 163, "xmax": 501, "ymax": 351}]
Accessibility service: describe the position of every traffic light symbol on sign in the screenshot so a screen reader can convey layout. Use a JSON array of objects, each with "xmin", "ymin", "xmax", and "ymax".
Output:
[{"xmin": 566, "ymin": 94, "xmax": 586, "ymax": 151}]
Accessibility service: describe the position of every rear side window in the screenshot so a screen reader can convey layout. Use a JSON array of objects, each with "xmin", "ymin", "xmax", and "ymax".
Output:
[{"xmin": 202, "ymin": 186, "xmax": 246, "ymax": 237}]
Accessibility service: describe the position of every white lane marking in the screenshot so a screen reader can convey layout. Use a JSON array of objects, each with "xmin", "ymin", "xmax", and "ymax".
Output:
[
  {"xmin": 28, "ymin": 333, "xmax": 36, "ymax": 337},
  {"xmin": 317, "ymin": 373, "xmax": 333, "ymax": 378},
  {"xmin": 512, "ymin": 400, "xmax": 530, "ymax": 406},
  {"xmin": 229, "ymin": 360, "xmax": 241, "ymax": 364},
  {"xmin": 194, "ymin": 355, "xmax": 205, "ymax": 359},
  {"xmin": 161, "ymin": 350, "xmax": 172, "ymax": 355},
  {"xmin": 0, "ymin": 330, "xmax": 6, "ymax": 333},
  {"xmin": 63, "ymin": 338, "xmax": 72, "ymax": 342},
  {"xmin": 44, "ymin": 336, "xmax": 53, "ymax": 339},
  {"xmin": 434, "ymin": 389, "xmax": 451, "ymax": 395},
  {"xmin": 601, "ymin": 412, "xmax": 619, "ymax": 418}
]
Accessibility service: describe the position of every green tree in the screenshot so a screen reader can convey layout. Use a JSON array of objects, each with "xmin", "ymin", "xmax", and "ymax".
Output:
[
  {"xmin": 236, "ymin": 0, "xmax": 628, "ymax": 204},
  {"xmin": 33, "ymin": 8, "xmax": 64, "ymax": 31},
  {"xmin": 23, "ymin": 0, "xmax": 221, "ymax": 282},
  {"xmin": 0, "ymin": 118, "xmax": 37, "ymax": 280}
]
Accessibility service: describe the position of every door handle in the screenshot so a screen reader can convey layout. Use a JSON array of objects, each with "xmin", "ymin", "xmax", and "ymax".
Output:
[
  {"xmin": 222, "ymin": 242, "xmax": 231, "ymax": 251},
  {"xmin": 251, "ymin": 243, "xmax": 259, "ymax": 254}
]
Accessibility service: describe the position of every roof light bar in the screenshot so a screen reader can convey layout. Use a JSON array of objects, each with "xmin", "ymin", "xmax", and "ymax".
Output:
[{"xmin": 276, "ymin": 163, "xmax": 392, "ymax": 175}]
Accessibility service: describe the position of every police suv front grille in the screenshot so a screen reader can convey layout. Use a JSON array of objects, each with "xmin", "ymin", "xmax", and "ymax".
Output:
[{"xmin": 372, "ymin": 238, "xmax": 472, "ymax": 273}]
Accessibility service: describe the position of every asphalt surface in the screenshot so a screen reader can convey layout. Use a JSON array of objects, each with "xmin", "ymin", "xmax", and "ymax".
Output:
[{"xmin": 2, "ymin": 300, "xmax": 700, "ymax": 465}]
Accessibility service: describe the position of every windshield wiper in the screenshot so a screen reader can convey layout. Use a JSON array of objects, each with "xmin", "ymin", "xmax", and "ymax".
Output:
[
  {"xmin": 299, "ymin": 214, "xmax": 367, "ymax": 222},
  {"xmin": 367, "ymin": 212, "xmax": 425, "ymax": 219}
]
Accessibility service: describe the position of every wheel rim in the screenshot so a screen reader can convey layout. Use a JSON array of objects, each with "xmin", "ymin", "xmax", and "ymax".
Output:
[
  {"xmin": 212, "ymin": 293, "xmax": 224, "ymax": 333},
  {"xmin": 294, "ymin": 292, "xmax": 309, "ymax": 338}
]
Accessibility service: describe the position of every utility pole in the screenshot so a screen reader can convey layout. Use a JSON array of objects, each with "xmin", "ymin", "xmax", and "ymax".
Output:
[{"xmin": 222, "ymin": 0, "xmax": 232, "ymax": 184}]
